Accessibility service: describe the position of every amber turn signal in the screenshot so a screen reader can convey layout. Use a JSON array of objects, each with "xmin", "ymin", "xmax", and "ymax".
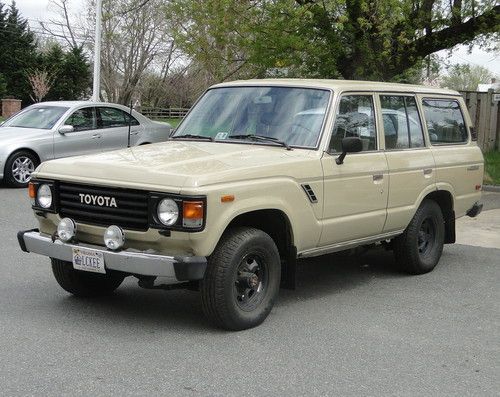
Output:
[
  {"xmin": 183, "ymin": 201, "xmax": 204, "ymax": 219},
  {"xmin": 221, "ymin": 195, "xmax": 234, "ymax": 203},
  {"xmin": 28, "ymin": 182, "xmax": 36, "ymax": 199}
]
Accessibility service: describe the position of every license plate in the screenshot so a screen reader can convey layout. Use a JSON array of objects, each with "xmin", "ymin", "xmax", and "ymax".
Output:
[{"xmin": 72, "ymin": 247, "xmax": 106, "ymax": 274}]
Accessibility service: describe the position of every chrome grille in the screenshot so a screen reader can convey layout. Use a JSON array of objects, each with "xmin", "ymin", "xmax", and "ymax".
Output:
[{"xmin": 58, "ymin": 182, "xmax": 149, "ymax": 230}]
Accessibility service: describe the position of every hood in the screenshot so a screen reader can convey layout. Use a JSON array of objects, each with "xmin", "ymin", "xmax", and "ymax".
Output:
[
  {"xmin": 0, "ymin": 126, "xmax": 50, "ymax": 146},
  {"xmin": 35, "ymin": 140, "xmax": 317, "ymax": 192}
]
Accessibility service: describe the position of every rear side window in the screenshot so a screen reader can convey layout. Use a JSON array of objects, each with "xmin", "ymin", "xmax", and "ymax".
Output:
[
  {"xmin": 98, "ymin": 107, "xmax": 139, "ymax": 128},
  {"xmin": 422, "ymin": 99, "xmax": 467, "ymax": 144},
  {"xmin": 380, "ymin": 95, "xmax": 424, "ymax": 149}
]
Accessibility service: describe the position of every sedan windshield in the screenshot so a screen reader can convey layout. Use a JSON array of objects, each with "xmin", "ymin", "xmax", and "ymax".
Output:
[
  {"xmin": 3, "ymin": 106, "xmax": 69, "ymax": 130},
  {"xmin": 174, "ymin": 86, "xmax": 330, "ymax": 148}
]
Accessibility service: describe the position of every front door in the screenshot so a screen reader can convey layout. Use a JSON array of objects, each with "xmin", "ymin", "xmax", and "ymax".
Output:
[
  {"xmin": 54, "ymin": 107, "xmax": 100, "ymax": 158},
  {"xmin": 320, "ymin": 93, "xmax": 389, "ymax": 246}
]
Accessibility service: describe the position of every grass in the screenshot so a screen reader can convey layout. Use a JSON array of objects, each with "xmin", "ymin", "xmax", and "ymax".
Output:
[
  {"xmin": 484, "ymin": 151, "xmax": 500, "ymax": 185},
  {"xmin": 0, "ymin": 116, "xmax": 4, "ymax": 122}
]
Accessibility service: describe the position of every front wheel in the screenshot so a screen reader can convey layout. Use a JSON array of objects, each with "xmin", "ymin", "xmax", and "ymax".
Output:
[
  {"xmin": 51, "ymin": 258, "xmax": 125, "ymax": 297},
  {"xmin": 5, "ymin": 150, "xmax": 39, "ymax": 187},
  {"xmin": 393, "ymin": 199, "xmax": 445, "ymax": 274},
  {"xmin": 201, "ymin": 227, "xmax": 281, "ymax": 330}
]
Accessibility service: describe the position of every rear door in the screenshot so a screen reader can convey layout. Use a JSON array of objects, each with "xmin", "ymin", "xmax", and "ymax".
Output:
[
  {"xmin": 54, "ymin": 106, "xmax": 100, "ymax": 158},
  {"xmin": 379, "ymin": 94, "xmax": 436, "ymax": 233},
  {"xmin": 96, "ymin": 106, "xmax": 142, "ymax": 151},
  {"xmin": 421, "ymin": 96, "xmax": 483, "ymax": 217},
  {"xmin": 320, "ymin": 93, "xmax": 389, "ymax": 245}
]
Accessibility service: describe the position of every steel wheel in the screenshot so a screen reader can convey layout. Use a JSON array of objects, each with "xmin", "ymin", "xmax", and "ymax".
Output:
[
  {"xmin": 417, "ymin": 218, "xmax": 436, "ymax": 257},
  {"xmin": 234, "ymin": 254, "xmax": 269, "ymax": 311},
  {"xmin": 11, "ymin": 156, "xmax": 35, "ymax": 184}
]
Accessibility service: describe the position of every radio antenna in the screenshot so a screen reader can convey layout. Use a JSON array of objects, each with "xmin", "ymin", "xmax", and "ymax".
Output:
[{"xmin": 127, "ymin": 101, "xmax": 133, "ymax": 148}]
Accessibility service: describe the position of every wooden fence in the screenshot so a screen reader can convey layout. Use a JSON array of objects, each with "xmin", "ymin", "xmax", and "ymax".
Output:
[
  {"xmin": 460, "ymin": 90, "xmax": 500, "ymax": 152},
  {"xmin": 140, "ymin": 107, "xmax": 190, "ymax": 119}
]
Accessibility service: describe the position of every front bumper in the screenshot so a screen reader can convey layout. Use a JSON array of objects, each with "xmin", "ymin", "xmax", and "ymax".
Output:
[{"xmin": 17, "ymin": 229, "xmax": 207, "ymax": 283}]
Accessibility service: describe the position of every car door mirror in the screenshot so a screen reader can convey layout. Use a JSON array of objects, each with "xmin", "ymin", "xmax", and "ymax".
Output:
[
  {"xmin": 335, "ymin": 137, "xmax": 363, "ymax": 165},
  {"xmin": 59, "ymin": 125, "xmax": 74, "ymax": 134}
]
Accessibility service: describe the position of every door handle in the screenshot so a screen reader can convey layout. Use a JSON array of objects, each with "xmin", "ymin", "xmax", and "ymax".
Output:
[
  {"xmin": 372, "ymin": 174, "xmax": 384, "ymax": 182},
  {"xmin": 130, "ymin": 130, "xmax": 140, "ymax": 136},
  {"xmin": 423, "ymin": 168, "xmax": 433, "ymax": 176},
  {"xmin": 467, "ymin": 165, "xmax": 479, "ymax": 171},
  {"xmin": 92, "ymin": 134, "xmax": 101, "ymax": 139}
]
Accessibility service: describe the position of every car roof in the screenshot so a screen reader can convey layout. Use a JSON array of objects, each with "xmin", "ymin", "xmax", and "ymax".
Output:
[
  {"xmin": 30, "ymin": 101, "xmax": 129, "ymax": 108},
  {"xmin": 212, "ymin": 79, "xmax": 460, "ymax": 96}
]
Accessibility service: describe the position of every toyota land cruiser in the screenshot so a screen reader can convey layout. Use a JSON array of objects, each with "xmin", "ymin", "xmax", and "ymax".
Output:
[{"xmin": 18, "ymin": 79, "xmax": 484, "ymax": 330}]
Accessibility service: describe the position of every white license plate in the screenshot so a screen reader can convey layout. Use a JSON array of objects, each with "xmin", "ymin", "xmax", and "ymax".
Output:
[{"xmin": 72, "ymin": 247, "xmax": 106, "ymax": 274}]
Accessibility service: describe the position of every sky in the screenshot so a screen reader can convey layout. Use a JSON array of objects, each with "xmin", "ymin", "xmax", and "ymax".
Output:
[{"xmin": 16, "ymin": 0, "xmax": 500, "ymax": 77}]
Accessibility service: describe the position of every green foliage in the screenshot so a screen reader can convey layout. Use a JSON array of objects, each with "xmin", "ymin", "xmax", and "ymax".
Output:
[
  {"xmin": 441, "ymin": 63, "xmax": 495, "ymax": 91},
  {"xmin": 0, "ymin": 73, "xmax": 7, "ymax": 98},
  {"xmin": 170, "ymin": 0, "xmax": 499, "ymax": 82},
  {"xmin": 0, "ymin": 1, "xmax": 37, "ymax": 103},
  {"xmin": 37, "ymin": 44, "xmax": 92, "ymax": 101},
  {"xmin": 484, "ymin": 151, "xmax": 500, "ymax": 185}
]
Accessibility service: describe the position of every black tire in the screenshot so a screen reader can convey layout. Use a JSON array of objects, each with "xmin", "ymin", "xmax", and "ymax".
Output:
[
  {"xmin": 201, "ymin": 227, "xmax": 281, "ymax": 330},
  {"xmin": 393, "ymin": 199, "xmax": 445, "ymax": 274},
  {"xmin": 51, "ymin": 258, "xmax": 125, "ymax": 297},
  {"xmin": 4, "ymin": 150, "xmax": 39, "ymax": 188}
]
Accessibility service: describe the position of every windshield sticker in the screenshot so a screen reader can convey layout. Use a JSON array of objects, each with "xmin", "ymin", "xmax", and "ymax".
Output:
[{"xmin": 215, "ymin": 132, "xmax": 229, "ymax": 140}]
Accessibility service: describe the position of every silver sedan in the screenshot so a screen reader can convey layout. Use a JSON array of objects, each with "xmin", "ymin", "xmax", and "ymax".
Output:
[{"xmin": 0, "ymin": 101, "xmax": 172, "ymax": 187}]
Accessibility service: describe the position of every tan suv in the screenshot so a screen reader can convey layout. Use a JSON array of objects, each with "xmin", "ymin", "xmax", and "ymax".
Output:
[{"xmin": 18, "ymin": 79, "xmax": 484, "ymax": 330}]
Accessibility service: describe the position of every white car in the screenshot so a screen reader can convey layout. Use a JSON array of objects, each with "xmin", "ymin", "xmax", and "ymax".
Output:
[{"xmin": 0, "ymin": 101, "xmax": 172, "ymax": 187}]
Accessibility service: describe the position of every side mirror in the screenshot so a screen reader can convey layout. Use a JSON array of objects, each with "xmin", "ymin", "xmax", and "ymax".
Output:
[
  {"xmin": 59, "ymin": 125, "xmax": 74, "ymax": 134},
  {"xmin": 335, "ymin": 137, "xmax": 363, "ymax": 165}
]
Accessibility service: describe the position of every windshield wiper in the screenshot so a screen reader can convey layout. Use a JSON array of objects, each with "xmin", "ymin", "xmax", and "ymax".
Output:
[
  {"xmin": 171, "ymin": 134, "xmax": 214, "ymax": 141},
  {"xmin": 228, "ymin": 134, "xmax": 292, "ymax": 150}
]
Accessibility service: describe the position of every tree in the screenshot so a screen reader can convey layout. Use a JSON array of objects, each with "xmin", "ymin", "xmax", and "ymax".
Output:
[
  {"xmin": 37, "ymin": 43, "xmax": 92, "ymax": 101},
  {"xmin": 27, "ymin": 69, "xmax": 55, "ymax": 102},
  {"xmin": 441, "ymin": 64, "xmax": 495, "ymax": 91},
  {"xmin": 170, "ymin": 0, "xmax": 499, "ymax": 82},
  {"xmin": 89, "ymin": 0, "xmax": 179, "ymax": 104},
  {"xmin": 0, "ymin": 1, "xmax": 37, "ymax": 103}
]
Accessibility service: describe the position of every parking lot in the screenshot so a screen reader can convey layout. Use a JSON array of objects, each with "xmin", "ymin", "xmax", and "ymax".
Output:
[{"xmin": 0, "ymin": 186, "xmax": 499, "ymax": 396}]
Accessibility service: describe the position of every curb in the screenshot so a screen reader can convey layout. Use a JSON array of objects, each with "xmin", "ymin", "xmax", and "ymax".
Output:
[{"xmin": 483, "ymin": 185, "xmax": 500, "ymax": 193}]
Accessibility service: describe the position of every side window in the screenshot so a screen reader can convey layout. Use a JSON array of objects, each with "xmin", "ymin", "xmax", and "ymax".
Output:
[
  {"xmin": 422, "ymin": 99, "xmax": 467, "ymax": 144},
  {"xmin": 330, "ymin": 95, "xmax": 376, "ymax": 152},
  {"xmin": 65, "ymin": 107, "xmax": 96, "ymax": 132},
  {"xmin": 98, "ymin": 107, "xmax": 139, "ymax": 128},
  {"xmin": 380, "ymin": 95, "xmax": 424, "ymax": 150}
]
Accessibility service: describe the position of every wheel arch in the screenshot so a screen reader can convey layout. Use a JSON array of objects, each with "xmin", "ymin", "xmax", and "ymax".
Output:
[
  {"xmin": 421, "ymin": 189, "xmax": 455, "ymax": 244},
  {"xmin": 225, "ymin": 209, "xmax": 295, "ymax": 258},
  {"xmin": 4, "ymin": 147, "xmax": 41, "ymax": 174}
]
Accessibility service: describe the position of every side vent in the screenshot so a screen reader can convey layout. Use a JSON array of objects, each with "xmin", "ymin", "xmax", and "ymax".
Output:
[{"xmin": 302, "ymin": 184, "xmax": 318, "ymax": 203}]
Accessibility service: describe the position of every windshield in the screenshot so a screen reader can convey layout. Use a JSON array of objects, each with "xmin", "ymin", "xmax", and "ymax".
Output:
[
  {"xmin": 3, "ymin": 106, "xmax": 69, "ymax": 130},
  {"xmin": 174, "ymin": 86, "xmax": 330, "ymax": 148}
]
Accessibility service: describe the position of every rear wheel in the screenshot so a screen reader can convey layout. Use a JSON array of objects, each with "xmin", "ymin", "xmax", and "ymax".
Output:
[
  {"xmin": 51, "ymin": 258, "xmax": 125, "ymax": 297},
  {"xmin": 5, "ymin": 150, "xmax": 39, "ymax": 187},
  {"xmin": 201, "ymin": 227, "xmax": 281, "ymax": 330},
  {"xmin": 393, "ymin": 199, "xmax": 445, "ymax": 274}
]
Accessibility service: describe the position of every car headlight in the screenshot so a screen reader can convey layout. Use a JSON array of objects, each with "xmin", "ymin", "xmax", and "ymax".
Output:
[
  {"xmin": 157, "ymin": 198, "xmax": 179, "ymax": 226},
  {"xmin": 37, "ymin": 184, "xmax": 52, "ymax": 209}
]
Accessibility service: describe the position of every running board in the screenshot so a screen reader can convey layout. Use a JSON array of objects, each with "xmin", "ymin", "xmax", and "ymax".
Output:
[{"xmin": 298, "ymin": 230, "xmax": 404, "ymax": 258}]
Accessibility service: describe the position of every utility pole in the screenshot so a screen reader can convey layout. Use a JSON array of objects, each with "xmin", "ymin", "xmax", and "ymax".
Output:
[{"xmin": 92, "ymin": 0, "xmax": 102, "ymax": 101}]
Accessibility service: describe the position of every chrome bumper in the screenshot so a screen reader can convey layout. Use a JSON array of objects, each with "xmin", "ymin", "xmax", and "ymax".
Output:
[{"xmin": 17, "ymin": 229, "xmax": 207, "ymax": 282}]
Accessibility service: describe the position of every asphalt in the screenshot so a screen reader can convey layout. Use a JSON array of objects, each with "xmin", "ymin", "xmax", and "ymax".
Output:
[{"xmin": 0, "ymin": 186, "xmax": 499, "ymax": 396}]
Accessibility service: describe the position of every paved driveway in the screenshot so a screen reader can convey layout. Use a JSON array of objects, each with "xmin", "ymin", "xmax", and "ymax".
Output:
[{"xmin": 0, "ymin": 186, "xmax": 499, "ymax": 396}]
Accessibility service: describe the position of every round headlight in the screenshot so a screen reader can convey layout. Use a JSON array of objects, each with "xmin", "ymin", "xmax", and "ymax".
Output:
[
  {"xmin": 57, "ymin": 218, "xmax": 76, "ymax": 242},
  {"xmin": 104, "ymin": 225, "xmax": 125, "ymax": 250},
  {"xmin": 157, "ymin": 198, "xmax": 179, "ymax": 226},
  {"xmin": 37, "ymin": 184, "xmax": 52, "ymax": 209}
]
